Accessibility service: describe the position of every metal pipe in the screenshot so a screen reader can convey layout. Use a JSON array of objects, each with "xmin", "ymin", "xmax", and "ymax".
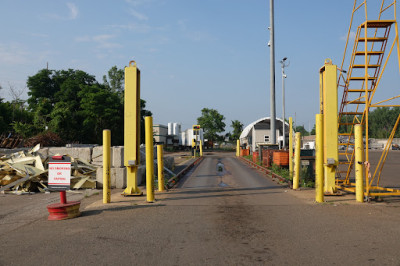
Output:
[
  {"xmin": 355, "ymin": 124, "xmax": 364, "ymax": 203},
  {"xmin": 145, "ymin": 116, "xmax": 155, "ymax": 202},
  {"xmin": 289, "ymin": 117, "xmax": 293, "ymax": 177},
  {"xmin": 293, "ymin": 132, "xmax": 301, "ymax": 189},
  {"xmin": 157, "ymin": 144, "xmax": 164, "ymax": 192},
  {"xmin": 103, "ymin": 129, "xmax": 111, "ymax": 203},
  {"xmin": 282, "ymin": 66, "xmax": 285, "ymax": 148},
  {"xmin": 315, "ymin": 114, "xmax": 324, "ymax": 203},
  {"xmin": 269, "ymin": 0, "xmax": 276, "ymax": 144}
]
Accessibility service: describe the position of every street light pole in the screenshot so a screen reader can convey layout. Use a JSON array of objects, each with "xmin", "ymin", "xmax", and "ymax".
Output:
[
  {"xmin": 280, "ymin": 57, "xmax": 289, "ymax": 149},
  {"xmin": 269, "ymin": 0, "xmax": 276, "ymax": 145}
]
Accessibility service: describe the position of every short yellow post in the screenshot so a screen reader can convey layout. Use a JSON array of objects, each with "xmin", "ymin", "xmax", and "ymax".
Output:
[
  {"xmin": 293, "ymin": 132, "xmax": 301, "ymax": 190},
  {"xmin": 236, "ymin": 140, "xmax": 240, "ymax": 157},
  {"xmin": 103, "ymin": 129, "xmax": 111, "ymax": 203},
  {"xmin": 145, "ymin": 116, "xmax": 155, "ymax": 202},
  {"xmin": 192, "ymin": 139, "xmax": 196, "ymax": 158},
  {"xmin": 315, "ymin": 114, "xmax": 324, "ymax": 203},
  {"xmin": 289, "ymin": 117, "xmax": 293, "ymax": 177},
  {"xmin": 355, "ymin": 124, "xmax": 364, "ymax": 203},
  {"xmin": 157, "ymin": 144, "xmax": 164, "ymax": 192},
  {"xmin": 199, "ymin": 140, "xmax": 203, "ymax": 156}
]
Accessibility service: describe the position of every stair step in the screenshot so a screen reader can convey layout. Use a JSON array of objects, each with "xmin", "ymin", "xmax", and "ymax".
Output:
[
  {"xmin": 340, "ymin": 112, "xmax": 364, "ymax": 115},
  {"xmin": 344, "ymin": 100, "xmax": 366, "ymax": 104},
  {"xmin": 339, "ymin": 122, "xmax": 358, "ymax": 125},
  {"xmin": 357, "ymin": 37, "xmax": 387, "ymax": 42},
  {"xmin": 352, "ymin": 64, "xmax": 380, "ymax": 68},
  {"xmin": 355, "ymin": 51, "xmax": 384, "ymax": 56},
  {"xmin": 347, "ymin": 89, "xmax": 374, "ymax": 92},
  {"xmin": 360, "ymin": 20, "xmax": 395, "ymax": 28},
  {"xmin": 339, "ymin": 133, "xmax": 352, "ymax": 136},
  {"xmin": 338, "ymin": 143, "xmax": 355, "ymax": 146},
  {"xmin": 350, "ymin": 76, "xmax": 377, "ymax": 80}
]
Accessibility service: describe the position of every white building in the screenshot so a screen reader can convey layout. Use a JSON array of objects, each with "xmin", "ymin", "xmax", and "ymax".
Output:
[{"xmin": 239, "ymin": 117, "xmax": 293, "ymax": 151}]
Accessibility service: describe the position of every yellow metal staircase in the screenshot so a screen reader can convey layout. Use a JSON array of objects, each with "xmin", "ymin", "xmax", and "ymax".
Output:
[
  {"xmin": 337, "ymin": 19, "xmax": 395, "ymax": 186},
  {"xmin": 335, "ymin": 0, "xmax": 400, "ymax": 198}
]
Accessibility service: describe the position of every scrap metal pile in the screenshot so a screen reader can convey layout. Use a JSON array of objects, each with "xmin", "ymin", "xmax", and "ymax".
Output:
[
  {"xmin": 0, "ymin": 132, "xmax": 65, "ymax": 149},
  {"xmin": 0, "ymin": 144, "xmax": 97, "ymax": 194}
]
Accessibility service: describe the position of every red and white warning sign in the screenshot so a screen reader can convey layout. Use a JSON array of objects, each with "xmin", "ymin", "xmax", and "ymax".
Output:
[{"xmin": 48, "ymin": 156, "xmax": 71, "ymax": 191}]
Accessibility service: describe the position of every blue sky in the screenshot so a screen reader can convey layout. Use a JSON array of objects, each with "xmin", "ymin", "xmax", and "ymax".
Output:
[{"xmin": 1, "ymin": 0, "xmax": 399, "ymax": 133}]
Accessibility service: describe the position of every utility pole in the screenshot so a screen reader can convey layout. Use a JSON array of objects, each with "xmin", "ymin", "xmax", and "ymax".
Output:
[
  {"xmin": 269, "ymin": 0, "xmax": 276, "ymax": 144},
  {"xmin": 280, "ymin": 57, "xmax": 288, "ymax": 148}
]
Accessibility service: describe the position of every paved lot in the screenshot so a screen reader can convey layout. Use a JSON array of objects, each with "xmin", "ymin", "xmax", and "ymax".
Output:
[{"xmin": 1, "ymin": 151, "xmax": 400, "ymax": 265}]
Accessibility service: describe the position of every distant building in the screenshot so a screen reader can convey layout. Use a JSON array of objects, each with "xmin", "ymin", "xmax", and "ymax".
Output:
[
  {"xmin": 239, "ymin": 117, "xmax": 292, "ymax": 151},
  {"xmin": 302, "ymin": 135, "xmax": 315, "ymax": 149},
  {"xmin": 153, "ymin": 124, "xmax": 168, "ymax": 144}
]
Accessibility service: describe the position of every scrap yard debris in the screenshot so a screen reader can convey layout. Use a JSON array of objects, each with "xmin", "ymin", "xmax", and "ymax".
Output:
[
  {"xmin": 0, "ymin": 144, "xmax": 97, "ymax": 194},
  {"xmin": 0, "ymin": 132, "xmax": 65, "ymax": 149}
]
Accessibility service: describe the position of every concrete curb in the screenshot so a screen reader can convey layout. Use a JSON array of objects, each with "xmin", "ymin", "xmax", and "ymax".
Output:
[
  {"xmin": 166, "ymin": 157, "xmax": 204, "ymax": 189},
  {"xmin": 237, "ymin": 156, "xmax": 288, "ymax": 183}
]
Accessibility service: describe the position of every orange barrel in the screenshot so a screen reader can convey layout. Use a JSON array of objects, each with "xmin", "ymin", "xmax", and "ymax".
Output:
[
  {"xmin": 252, "ymin": 151, "xmax": 259, "ymax": 163},
  {"xmin": 273, "ymin": 150, "xmax": 289, "ymax": 166},
  {"xmin": 241, "ymin": 149, "xmax": 249, "ymax": 156}
]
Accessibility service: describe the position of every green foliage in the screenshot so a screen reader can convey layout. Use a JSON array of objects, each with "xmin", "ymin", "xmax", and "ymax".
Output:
[
  {"xmin": 295, "ymin": 125, "xmax": 309, "ymax": 136},
  {"xmin": 20, "ymin": 66, "xmax": 152, "ymax": 145},
  {"xmin": 103, "ymin": 66, "xmax": 124, "ymax": 93},
  {"xmin": 11, "ymin": 121, "xmax": 39, "ymax": 138},
  {"xmin": 230, "ymin": 119, "xmax": 243, "ymax": 141},
  {"xmin": 369, "ymin": 107, "xmax": 400, "ymax": 138},
  {"xmin": 310, "ymin": 124, "xmax": 316, "ymax": 135},
  {"xmin": 197, "ymin": 108, "xmax": 226, "ymax": 142},
  {"xmin": 271, "ymin": 164, "xmax": 291, "ymax": 181}
]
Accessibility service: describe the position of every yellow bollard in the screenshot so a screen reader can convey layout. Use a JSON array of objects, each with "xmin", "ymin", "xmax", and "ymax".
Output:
[
  {"xmin": 103, "ymin": 129, "xmax": 111, "ymax": 204},
  {"xmin": 199, "ymin": 140, "xmax": 203, "ymax": 156},
  {"xmin": 293, "ymin": 132, "xmax": 301, "ymax": 190},
  {"xmin": 123, "ymin": 61, "xmax": 142, "ymax": 196},
  {"xmin": 236, "ymin": 140, "xmax": 240, "ymax": 157},
  {"xmin": 315, "ymin": 114, "xmax": 324, "ymax": 203},
  {"xmin": 157, "ymin": 144, "xmax": 164, "ymax": 192},
  {"xmin": 192, "ymin": 139, "xmax": 196, "ymax": 158},
  {"xmin": 145, "ymin": 116, "xmax": 155, "ymax": 202},
  {"xmin": 289, "ymin": 117, "xmax": 293, "ymax": 177},
  {"xmin": 355, "ymin": 125, "xmax": 364, "ymax": 203}
]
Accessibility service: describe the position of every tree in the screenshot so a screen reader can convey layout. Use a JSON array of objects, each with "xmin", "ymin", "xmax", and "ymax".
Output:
[
  {"xmin": 197, "ymin": 108, "xmax": 226, "ymax": 142},
  {"xmin": 295, "ymin": 125, "xmax": 309, "ymax": 136},
  {"xmin": 79, "ymin": 84, "xmax": 123, "ymax": 144},
  {"xmin": 230, "ymin": 120, "xmax": 243, "ymax": 141},
  {"xmin": 310, "ymin": 124, "xmax": 316, "ymax": 135},
  {"xmin": 103, "ymin": 66, "xmax": 124, "ymax": 93}
]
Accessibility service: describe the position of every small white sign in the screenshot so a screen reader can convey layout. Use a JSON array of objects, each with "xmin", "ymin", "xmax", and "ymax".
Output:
[{"xmin": 48, "ymin": 162, "xmax": 71, "ymax": 190}]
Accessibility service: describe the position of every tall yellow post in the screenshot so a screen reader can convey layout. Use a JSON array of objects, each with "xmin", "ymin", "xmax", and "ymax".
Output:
[
  {"xmin": 145, "ymin": 116, "xmax": 155, "ymax": 202},
  {"xmin": 355, "ymin": 125, "xmax": 364, "ymax": 203},
  {"xmin": 320, "ymin": 59, "xmax": 338, "ymax": 194},
  {"xmin": 293, "ymin": 132, "xmax": 301, "ymax": 190},
  {"xmin": 315, "ymin": 114, "xmax": 324, "ymax": 203},
  {"xmin": 200, "ymin": 140, "xmax": 203, "ymax": 156},
  {"xmin": 236, "ymin": 140, "xmax": 240, "ymax": 157},
  {"xmin": 157, "ymin": 144, "xmax": 164, "ymax": 192},
  {"xmin": 103, "ymin": 129, "xmax": 111, "ymax": 204},
  {"xmin": 123, "ymin": 61, "xmax": 142, "ymax": 196},
  {"xmin": 289, "ymin": 117, "xmax": 293, "ymax": 177}
]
